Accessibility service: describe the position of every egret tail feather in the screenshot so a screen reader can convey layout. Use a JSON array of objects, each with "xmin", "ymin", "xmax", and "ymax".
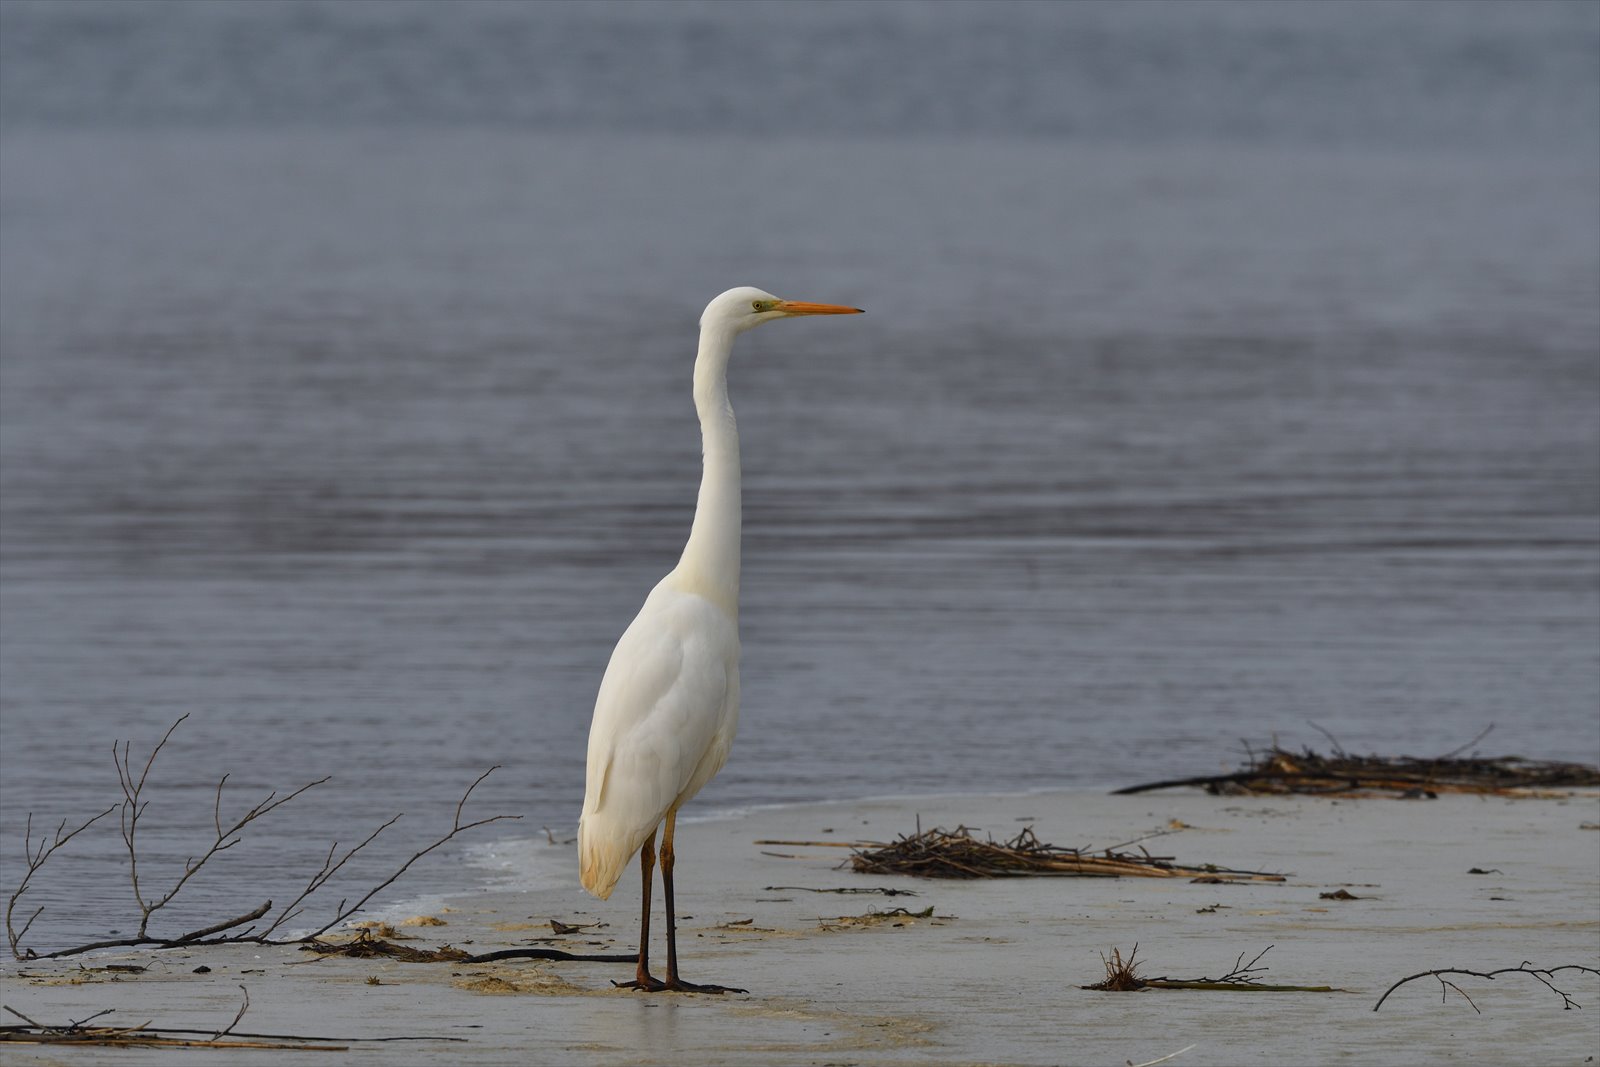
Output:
[{"xmin": 578, "ymin": 814, "xmax": 643, "ymax": 900}]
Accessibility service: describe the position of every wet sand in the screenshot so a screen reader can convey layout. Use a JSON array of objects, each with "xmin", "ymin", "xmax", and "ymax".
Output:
[{"xmin": 4, "ymin": 789, "xmax": 1597, "ymax": 1066}]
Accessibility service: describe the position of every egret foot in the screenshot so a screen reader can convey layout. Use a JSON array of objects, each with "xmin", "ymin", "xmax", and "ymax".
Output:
[
  {"xmin": 612, "ymin": 976, "xmax": 745, "ymax": 994},
  {"xmin": 663, "ymin": 978, "xmax": 747, "ymax": 995}
]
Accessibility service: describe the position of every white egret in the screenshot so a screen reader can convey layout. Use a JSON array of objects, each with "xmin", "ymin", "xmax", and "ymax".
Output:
[{"xmin": 578, "ymin": 286, "xmax": 862, "ymax": 993}]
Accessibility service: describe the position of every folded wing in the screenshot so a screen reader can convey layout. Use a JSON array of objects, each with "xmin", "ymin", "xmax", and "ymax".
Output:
[{"xmin": 578, "ymin": 586, "xmax": 740, "ymax": 898}]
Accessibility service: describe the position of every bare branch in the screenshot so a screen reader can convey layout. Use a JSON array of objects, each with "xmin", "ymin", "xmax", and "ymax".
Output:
[
  {"xmin": 304, "ymin": 767, "xmax": 519, "ymax": 939},
  {"xmin": 455, "ymin": 765, "xmax": 499, "ymax": 827},
  {"xmin": 4, "ymin": 716, "xmax": 517, "ymax": 959},
  {"xmin": 1374, "ymin": 964, "xmax": 1599, "ymax": 1012},
  {"xmin": 107, "ymin": 716, "xmax": 334, "ymax": 946},
  {"xmin": 7, "ymin": 805, "xmax": 116, "ymax": 959},
  {"xmin": 1223, "ymin": 945, "xmax": 1274, "ymax": 983},
  {"xmin": 145, "ymin": 776, "xmax": 331, "ymax": 923},
  {"xmin": 259, "ymin": 814, "xmax": 402, "ymax": 939},
  {"xmin": 1142, "ymin": 945, "xmax": 1276, "ymax": 987},
  {"xmin": 113, "ymin": 715, "xmax": 193, "ymax": 937}
]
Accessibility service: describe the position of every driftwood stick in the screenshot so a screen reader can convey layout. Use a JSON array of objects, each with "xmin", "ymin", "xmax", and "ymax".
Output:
[
  {"xmin": 1115, "ymin": 729, "xmax": 1597, "ymax": 797},
  {"xmin": 0, "ymin": 1033, "xmax": 350, "ymax": 1051},
  {"xmin": 764, "ymin": 885, "xmax": 918, "ymax": 896},
  {"xmin": 0, "ymin": 1023, "xmax": 467, "ymax": 1044},
  {"xmin": 1142, "ymin": 980, "xmax": 1341, "ymax": 992},
  {"xmin": 1112, "ymin": 772, "xmax": 1259, "ymax": 796},
  {"xmin": 174, "ymin": 902, "xmax": 272, "ymax": 945},
  {"xmin": 465, "ymin": 948, "xmax": 637, "ymax": 964},
  {"xmin": 27, "ymin": 935, "xmax": 171, "ymax": 959},
  {"xmin": 3, "ymin": 1005, "xmax": 47, "ymax": 1030}
]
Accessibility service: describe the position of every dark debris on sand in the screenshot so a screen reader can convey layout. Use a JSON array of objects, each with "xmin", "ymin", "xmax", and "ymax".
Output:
[{"xmin": 1114, "ymin": 734, "xmax": 1600, "ymax": 798}]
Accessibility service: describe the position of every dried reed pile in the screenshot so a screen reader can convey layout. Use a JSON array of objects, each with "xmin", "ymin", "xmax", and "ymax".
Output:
[{"xmin": 847, "ymin": 825, "xmax": 1283, "ymax": 881}]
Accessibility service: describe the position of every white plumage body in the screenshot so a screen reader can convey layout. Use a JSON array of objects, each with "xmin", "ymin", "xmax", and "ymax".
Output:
[{"xmin": 579, "ymin": 580, "xmax": 740, "ymax": 898}]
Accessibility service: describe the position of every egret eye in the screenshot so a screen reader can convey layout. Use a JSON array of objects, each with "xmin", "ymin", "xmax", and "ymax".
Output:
[{"xmin": 751, "ymin": 301, "xmax": 764, "ymax": 312}]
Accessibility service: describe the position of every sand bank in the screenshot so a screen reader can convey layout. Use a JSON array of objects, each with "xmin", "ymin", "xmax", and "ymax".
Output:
[{"xmin": 4, "ymin": 789, "xmax": 1597, "ymax": 1066}]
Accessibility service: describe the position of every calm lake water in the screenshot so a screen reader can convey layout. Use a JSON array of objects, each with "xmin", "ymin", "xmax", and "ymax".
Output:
[{"xmin": 1, "ymin": 0, "xmax": 1596, "ymax": 949}]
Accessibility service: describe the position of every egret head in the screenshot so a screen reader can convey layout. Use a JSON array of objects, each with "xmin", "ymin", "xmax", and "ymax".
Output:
[{"xmin": 701, "ymin": 286, "xmax": 863, "ymax": 335}]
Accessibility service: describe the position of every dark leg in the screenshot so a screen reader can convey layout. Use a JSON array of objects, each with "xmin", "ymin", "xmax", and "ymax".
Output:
[
  {"xmin": 661, "ymin": 811, "xmax": 679, "ymax": 981},
  {"xmin": 613, "ymin": 828, "xmax": 665, "ymax": 991},
  {"xmin": 660, "ymin": 810, "xmax": 746, "ymax": 994}
]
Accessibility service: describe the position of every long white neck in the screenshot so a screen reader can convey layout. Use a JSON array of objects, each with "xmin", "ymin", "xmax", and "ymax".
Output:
[{"xmin": 671, "ymin": 323, "xmax": 741, "ymax": 616}]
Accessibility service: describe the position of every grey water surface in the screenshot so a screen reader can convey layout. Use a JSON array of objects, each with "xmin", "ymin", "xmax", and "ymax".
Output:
[{"xmin": 1, "ymin": 0, "xmax": 1596, "ymax": 949}]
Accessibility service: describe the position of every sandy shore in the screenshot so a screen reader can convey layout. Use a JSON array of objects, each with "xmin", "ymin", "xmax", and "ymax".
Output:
[{"xmin": 4, "ymin": 788, "xmax": 1597, "ymax": 1066}]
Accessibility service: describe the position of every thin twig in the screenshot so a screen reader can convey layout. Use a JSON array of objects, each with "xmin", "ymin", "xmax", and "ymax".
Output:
[
  {"xmin": 211, "ymin": 986, "xmax": 249, "ymax": 1041},
  {"xmin": 1129, "ymin": 1044, "xmax": 1197, "ymax": 1067},
  {"xmin": 1306, "ymin": 720, "xmax": 1347, "ymax": 757},
  {"xmin": 1439, "ymin": 977, "xmax": 1480, "ymax": 1012},
  {"xmin": 1435, "ymin": 724, "xmax": 1495, "ymax": 761},
  {"xmin": 65, "ymin": 1008, "xmax": 118, "ymax": 1030},
  {"xmin": 1102, "ymin": 827, "xmax": 1182, "ymax": 853}
]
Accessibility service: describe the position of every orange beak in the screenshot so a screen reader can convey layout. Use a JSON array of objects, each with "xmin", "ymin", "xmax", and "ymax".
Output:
[{"xmin": 774, "ymin": 299, "xmax": 865, "ymax": 316}]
